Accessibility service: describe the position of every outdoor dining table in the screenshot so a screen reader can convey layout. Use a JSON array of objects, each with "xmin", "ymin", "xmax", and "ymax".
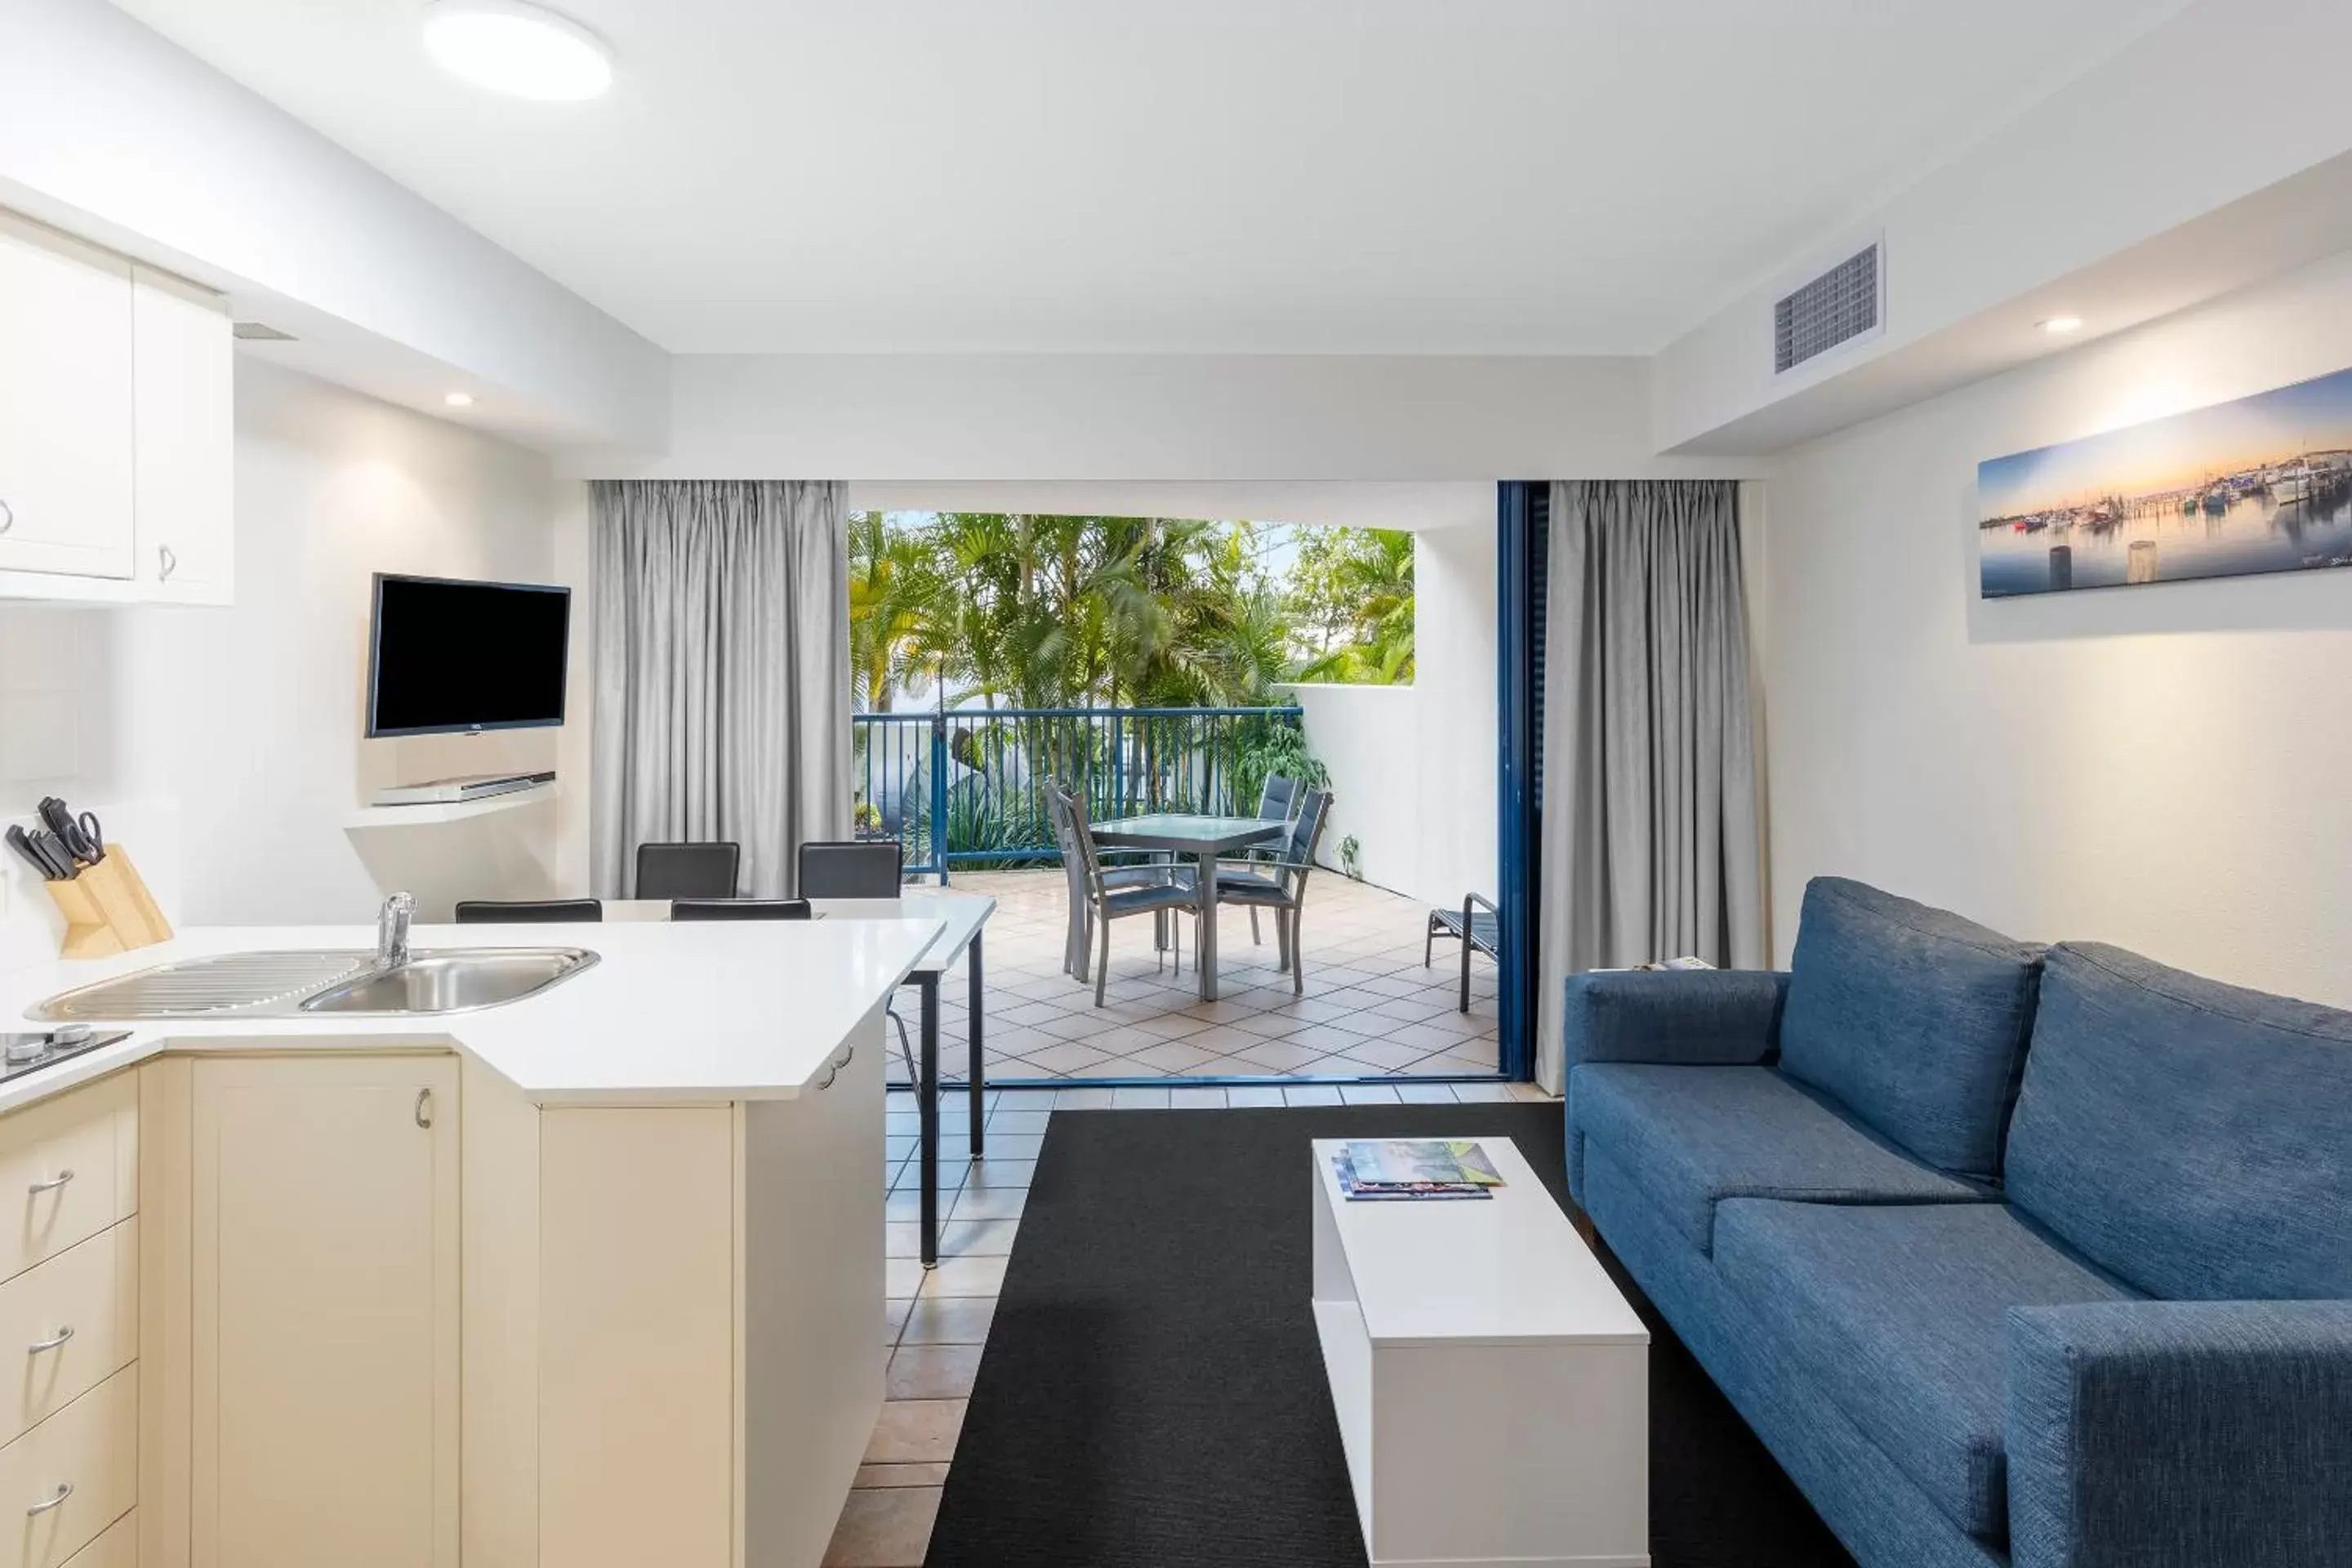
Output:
[{"xmin": 1088, "ymin": 812, "xmax": 1287, "ymax": 1002}]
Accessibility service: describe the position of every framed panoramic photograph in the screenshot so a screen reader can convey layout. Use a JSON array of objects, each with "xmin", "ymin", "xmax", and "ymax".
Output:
[{"xmin": 1978, "ymin": 364, "xmax": 2352, "ymax": 597}]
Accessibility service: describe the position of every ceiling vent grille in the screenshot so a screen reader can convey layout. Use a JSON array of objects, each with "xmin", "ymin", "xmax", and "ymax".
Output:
[{"xmin": 1774, "ymin": 243, "xmax": 1878, "ymax": 375}]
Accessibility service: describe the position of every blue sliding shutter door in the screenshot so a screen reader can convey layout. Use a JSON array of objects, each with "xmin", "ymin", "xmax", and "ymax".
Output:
[{"xmin": 1496, "ymin": 483, "xmax": 1548, "ymax": 1082}]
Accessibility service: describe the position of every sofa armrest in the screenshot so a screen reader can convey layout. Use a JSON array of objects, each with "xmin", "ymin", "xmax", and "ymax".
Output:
[
  {"xmin": 1562, "ymin": 969, "xmax": 1789, "ymax": 1070},
  {"xmin": 2006, "ymin": 1300, "xmax": 2352, "ymax": 1568}
]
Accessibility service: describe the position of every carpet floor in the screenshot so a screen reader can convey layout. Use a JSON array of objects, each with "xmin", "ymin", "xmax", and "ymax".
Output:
[{"xmin": 925, "ymin": 1102, "xmax": 1854, "ymax": 1567}]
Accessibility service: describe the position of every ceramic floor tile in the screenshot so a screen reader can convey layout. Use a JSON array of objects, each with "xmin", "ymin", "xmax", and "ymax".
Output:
[
  {"xmin": 1451, "ymin": 1081, "xmax": 1515, "ymax": 1102},
  {"xmin": 921, "ymin": 1255, "xmax": 1010, "ymax": 1297},
  {"xmin": 885, "ymin": 1297, "xmax": 914, "ymax": 1343},
  {"xmin": 1111, "ymin": 1085, "xmax": 1171, "ymax": 1108},
  {"xmin": 1392, "ymin": 1083, "xmax": 1461, "ymax": 1104},
  {"xmin": 1283, "ymin": 1085, "xmax": 1344, "ymax": 1106},
  {"xmin": 887, "ymin": 1343, "xmax": 986, "ymax": 1400},
  {"xmin": 965, "ymin": 1160, "xmax": 1035, "ymax": 1190},
  {"xmin": 854, "ymin": 1463, "xmax": 950, "ymax": 1490},
  {"xmin": 1164, "ymin": 1087, "xmax": 1229, "ymax": 1108},
  {"xmin": 1225, "ymin": 1085, "xmax": 1288, "ymax": 1107},
  {"xmin": 1227, "ymin": 1039, "xmax": 1323, "ymax": 1072},
  {"xmin": 1125, "ymin": 1040, "xmax": 1216, "ymax": 1073},
  {"xmin": 976, "ymin": 1133, "xmax": 1045, "ymax": 1160},
  {"xmin": 884, "ymin": 1258, "xmax": 926, "ymax": 1298},
  {"xmin": 951, "ymin": 1185, "xmax": 1030, "ymax": 1222},
  {"xmin": 939, "ymin": 1219, "xmax": 1019, "ymax": 1255},
  {"xmin": 1019, "ymin": 1040, "xmax": 1111, "ymax": 1074},
  {"xmin": 898, "ymin": 1295, "xmax": 998, "ymax": 1345},
  {"xmin": 1339, "ymin": 1084, "xmax": 1401, "ymax": 1104},
  {"xmin": 824, "ymin": 1486, "xmax": 942, "ymax": 1567},
  {"xmin": 986, "ymin": 1109, "xmax": 1052, "ymax": 1136},
  {"xmin": 862, "ymin": 1400, "xmax": 966, "ymax": 1465},
  {"xmin": 1335, "ymin": 1036, "xmax": 1429, "ymax": 1071},
  {"xmin": 1053, "ymin": 1087, "xmax": 1115, "ymax": 1108}
]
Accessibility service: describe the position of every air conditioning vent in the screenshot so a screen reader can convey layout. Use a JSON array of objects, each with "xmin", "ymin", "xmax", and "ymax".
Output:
[
  {"xmin": 1774, "ymin": 243, "xmax": 1879, "ymax": 375},
  {"xmin": 232, "ymin": 321, "xmax": 296, "ymax": 341}
]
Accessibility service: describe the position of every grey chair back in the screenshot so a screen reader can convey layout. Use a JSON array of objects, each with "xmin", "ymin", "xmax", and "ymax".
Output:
[
  {"xmin": 456, "ymin": 898, "xmax": 603, "ymax": 924},
  {"xmin": 798, "ymin": 839, "xmax": 903, "ymax": 898},
  {"xmin": 635, "ymin": 841, "xmax": 739, "ymax": 900},
  {"xmin": 1258, "ymin": 773, "xmax": 1300, "ymax": 822},
  {"xmin": 1283, "ymin": 788, "xmax": 1333, "ymax": 887},
  {"xmin": 671, "ymin": 898, "xmax": 812, "ymax": 921}
]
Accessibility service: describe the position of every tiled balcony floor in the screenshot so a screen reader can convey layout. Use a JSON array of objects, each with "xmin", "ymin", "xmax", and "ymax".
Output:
[{"xmin": 892, "ymin": 868, "xmax": 1502, "ymax": 1084}]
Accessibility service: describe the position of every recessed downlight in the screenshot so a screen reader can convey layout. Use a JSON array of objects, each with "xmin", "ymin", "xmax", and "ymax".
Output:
[
  {"xmin": 422, "ymin": 0, "xmax": 612, "ymax": 102},
  {"xmin": 2038, "ymin": 314, "xmax": 2085, "ymax": 336},
  {"xmin": 444, "ymin": 391, "xmax": 477, "ymax": 408}
]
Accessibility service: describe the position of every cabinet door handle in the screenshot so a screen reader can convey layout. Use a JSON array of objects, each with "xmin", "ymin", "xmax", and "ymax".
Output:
[
  {"xmin": 24, "ymin": 1481, "xmax": 69, "ymax": 1517},
  {"xmin": 26, "ymin": 1326, "xmax": 73, "ymax": 1356},
  {"xmin": 0, "ymin": 499, "xmax": 13, "ymax": 534},
  {"xmin": 817, "ymin": 1044, "xmax": 854, "ymax": 1091},
  {"xmin": 26, "ymin": 1169, "xmax": 74, "ymax": 1196},
  {"xmin": 415, "ymin": 1088, "xmax": 433, "ymax": 1129},
  {"xmin": 158, "ymin": 544, "xmax": 177, "ymax": 580}
]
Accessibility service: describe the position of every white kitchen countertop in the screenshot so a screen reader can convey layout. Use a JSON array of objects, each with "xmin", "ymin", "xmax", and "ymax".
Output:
[{"xmin": 0, "ymin": 915, "xmax": 947, "ymax": 1115}]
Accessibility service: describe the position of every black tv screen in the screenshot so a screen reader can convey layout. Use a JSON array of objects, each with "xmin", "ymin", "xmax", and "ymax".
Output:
[{"xmin": 366, "ymin": 573, "xmax": 571, "ymax": 737}]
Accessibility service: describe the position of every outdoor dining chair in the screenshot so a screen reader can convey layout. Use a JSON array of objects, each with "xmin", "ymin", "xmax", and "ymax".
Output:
[
  {"xmin": 1062, "ymin": 783, "xmax": 1201, "ymax": 1006},
  {"xmin": 1045, "ymin": 780, "xmax": 1193, "ymax": 986},
  {"xmin": 1241, "ymin": 773, "xmax": 1300, "ymax": 947},
  {"xmin": 1214, "ymin": 786, "xmax": 1333, "ymax": 996}
]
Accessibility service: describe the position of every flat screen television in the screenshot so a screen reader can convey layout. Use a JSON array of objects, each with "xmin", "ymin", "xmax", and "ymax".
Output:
[{"xmin": 365, "ymin": 572, "xmax": 571, "ymax": 737}]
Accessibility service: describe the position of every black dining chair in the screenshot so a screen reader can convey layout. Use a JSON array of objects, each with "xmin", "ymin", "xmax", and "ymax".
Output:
[
  {"xmin": 793, "ymin": 839, "xmax": 918, "ymax": 1081},
  {"xmin": 455, "ymin": 898, "xmax": 604, "ymax": 923},
  {"xmin": 670, "ymin": 898, "xmax": 812, "ymax": 921},
  {"xmin": 1241, "ymin": 773, "xmax": 1300, "ymax": 947},
  {"xmin": 796, "ymin": 839, "xmax": 903, "ymax": 898},
  {"xmin": 635, "ymin": 840, "xmax": 740, "ymax": 900}
]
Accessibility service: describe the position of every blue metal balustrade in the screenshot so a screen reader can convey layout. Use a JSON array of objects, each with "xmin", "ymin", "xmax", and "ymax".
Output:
[{"xmin": 850, "ymin": 705, "xmax": 1306, "ymax": 884}]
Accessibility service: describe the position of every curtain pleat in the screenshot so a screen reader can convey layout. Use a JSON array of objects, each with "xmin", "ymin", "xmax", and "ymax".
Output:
[
  {"xmin": 589, "ymin": 480, "xmax": 850, "ymax": 899},
  {"xmin": 1535, "ymin": 480, "xmax": 1765, "ymax": 1093}
]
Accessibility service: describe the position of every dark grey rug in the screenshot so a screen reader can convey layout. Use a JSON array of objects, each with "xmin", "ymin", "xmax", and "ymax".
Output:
[{"xmin": 924, "ymin": 1102, "xmax": 1853, "ymax": 1567}]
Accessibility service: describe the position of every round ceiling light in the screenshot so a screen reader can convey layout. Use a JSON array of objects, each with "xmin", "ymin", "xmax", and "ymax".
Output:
[
  {"xmin": 2037, "ymin": 314, "xmax": 2085, "ymax": 336},
  {"xmin": 422, "ymin": 0, "xmax": 612, "ymax": 101}
]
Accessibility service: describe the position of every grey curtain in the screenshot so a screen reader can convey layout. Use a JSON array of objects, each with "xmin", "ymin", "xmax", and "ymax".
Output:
[
  {"xmin": 1535, "ymin": 479, "xmax": 1765, "ymax": 1094},
  {"xmin": 590, "ymin": 480, "xmax": 850, "ymax": 899}
]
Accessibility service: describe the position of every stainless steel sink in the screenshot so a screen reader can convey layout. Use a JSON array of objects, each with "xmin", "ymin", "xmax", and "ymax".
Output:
[
  {"xmin": 31, "ymin": 947, "xmax": 597, "ymax": 1022},
  {"xmin": 301, "ymin": 949, "xmax": 597, "ymax": 1015}
]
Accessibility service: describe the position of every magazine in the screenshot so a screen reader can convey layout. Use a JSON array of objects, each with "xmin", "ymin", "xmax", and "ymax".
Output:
[{"xmin": 1333, "ymin": 1140, "xmax": 1504, "ymax": 1201}]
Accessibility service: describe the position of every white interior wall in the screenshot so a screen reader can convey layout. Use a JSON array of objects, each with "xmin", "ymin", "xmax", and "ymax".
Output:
[
  {"xmin": 1764, "ymin": 242, "xmax": 2352, "ymax": 1005},
  {"xmin": 0, "ymin": 358, "xmax": 581, "ymax": 973}
]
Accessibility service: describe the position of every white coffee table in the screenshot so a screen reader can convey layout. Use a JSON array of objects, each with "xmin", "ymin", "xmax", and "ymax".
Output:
[{"xmin": 1310, "ymin": 1137, "xmax": 1650, "ymax": 1568}]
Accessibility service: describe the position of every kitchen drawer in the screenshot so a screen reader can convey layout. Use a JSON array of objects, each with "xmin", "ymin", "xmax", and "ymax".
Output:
[
  {"xmin": 0, "ymin": 1223, "xmax": 136, "ymax": 1448},
  {"xmin": 0, "ymin": 1076, "xmax": 136, "ymax": 1286},
  {"xmin": 0, "ymin": 1365, "xmax": 136, "ymax": 1568},
  {"xmin": 58, "ymin": 1510, "xmax": 130, "ymax": 1568}
]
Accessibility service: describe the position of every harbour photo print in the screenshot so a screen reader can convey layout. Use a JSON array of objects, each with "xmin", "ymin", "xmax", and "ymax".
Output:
[{"xmin": 1978, "ymin": 363, "xmax": 2352, "ymax": 597}]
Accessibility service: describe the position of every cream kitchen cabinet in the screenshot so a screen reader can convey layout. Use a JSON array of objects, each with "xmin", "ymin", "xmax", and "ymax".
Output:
[
  {"xmin": 131, "ymin": 270, "xmax": 234, "ymax": 606},
  {"xmin": 142, "ymin": 1054, "xmax": 459, "ymax": 1568},
  {"xmin": 0, "ymin": 212, "xmax": 135, "ymax": 582}
]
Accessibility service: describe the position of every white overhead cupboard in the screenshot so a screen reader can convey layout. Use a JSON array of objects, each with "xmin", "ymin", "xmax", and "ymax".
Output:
[{"xmin": 0, "ymin": 209, "xmax": 234, "ymax": 606}]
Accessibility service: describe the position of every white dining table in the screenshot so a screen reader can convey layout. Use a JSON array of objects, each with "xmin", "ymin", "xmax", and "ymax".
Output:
[{"xmin": 608, "ymin": 891, "xmax": 996, "ymax": 1267}]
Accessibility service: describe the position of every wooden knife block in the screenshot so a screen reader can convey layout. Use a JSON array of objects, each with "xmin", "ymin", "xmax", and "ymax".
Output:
[{"xmin": 44, "ymin": 847, "xmax": 172, "ymax": 960}]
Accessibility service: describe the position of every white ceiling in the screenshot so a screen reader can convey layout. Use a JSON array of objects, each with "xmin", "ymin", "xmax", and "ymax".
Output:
[{"xmin": 110, "ymin": 0, "xmax": 2187, "ymax": 356}]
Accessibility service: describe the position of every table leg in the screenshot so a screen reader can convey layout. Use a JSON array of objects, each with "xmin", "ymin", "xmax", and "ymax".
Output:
[
  {"xmin": 1196, "ymin": 848, "xmax": 1220, "ymax": 1001},
  {"xmin": 917, "ymin": 972, "xmax": 940, "ymax": 1269},
  {"xmin": 967, "ymin": 932, "xmax": 985, "ymax": 1158}
]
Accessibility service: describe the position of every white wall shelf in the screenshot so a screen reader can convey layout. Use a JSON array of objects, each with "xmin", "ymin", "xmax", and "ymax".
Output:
[{"xmin": 343, "ymin": 782, "xmax": 555, "ymax": 829}]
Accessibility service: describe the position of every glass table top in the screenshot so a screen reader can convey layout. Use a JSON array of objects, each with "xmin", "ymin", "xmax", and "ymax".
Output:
[{"xmin": 1089, "ymin": 813, "xmax": 1285, "ymax": 848}]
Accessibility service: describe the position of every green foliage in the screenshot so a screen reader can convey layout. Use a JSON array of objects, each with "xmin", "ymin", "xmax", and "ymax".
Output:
[
  {"xmin": 845, "ymin": 511, "xmax": 1416, "ymax": 710},
  {"xmin": 1231, "ymin": 718, "xmax": 1328, "ymax": 813},
  {"xmin": 1287, "ymin": 526, "xmax": 1415, "ymax": 685}
]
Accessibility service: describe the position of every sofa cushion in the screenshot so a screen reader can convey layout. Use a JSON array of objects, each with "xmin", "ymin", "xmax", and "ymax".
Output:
[
  {"xmin": 1566, "ymin": 1062, "xmax": 1989, "ymax": 1256},
  {"xmin": 1779, "ymin": 877, "xmax": 2043, "ymax": 1183},
  {"xmin": 2005, "ymin": 942, "xmax": 2352, "ymax": 1302},
  {"xmin": 1714, "ymin": 1199, "xmax": 2138, "ymax": 1547}
]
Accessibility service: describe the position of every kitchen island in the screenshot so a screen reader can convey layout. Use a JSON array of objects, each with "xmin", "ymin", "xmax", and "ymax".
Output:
[{"xmin": 0, "ymin": 913, "xmax": 945, "ymax": 1568}]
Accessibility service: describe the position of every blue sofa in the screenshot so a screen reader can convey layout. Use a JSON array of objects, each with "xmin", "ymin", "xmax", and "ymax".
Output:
[{"xmin": 1563, "ymin": 876, "xmax": 2352, "ymax": 1568}]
